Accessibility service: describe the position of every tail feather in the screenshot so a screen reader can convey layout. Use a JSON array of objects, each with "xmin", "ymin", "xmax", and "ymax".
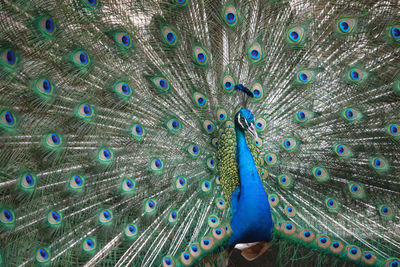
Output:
[{"xmin": 0, "ymin": 0, "xmax": 399, "ymax": 266}]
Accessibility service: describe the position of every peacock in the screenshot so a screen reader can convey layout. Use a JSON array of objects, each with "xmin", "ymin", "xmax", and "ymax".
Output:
[{"xmin": 0, "ymin": 0, "xmax": 399, "ymax": 266}]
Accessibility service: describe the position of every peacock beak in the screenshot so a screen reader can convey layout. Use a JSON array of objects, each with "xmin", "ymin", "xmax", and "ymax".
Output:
[{"xmin": 247, "ymin": 123, "xmax": 258, "ymax": 140}]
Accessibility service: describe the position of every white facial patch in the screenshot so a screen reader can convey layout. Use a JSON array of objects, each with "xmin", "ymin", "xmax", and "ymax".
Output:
[{"xmin": 237, "ymin": 113, "xmax": 245, "ymax": 129}]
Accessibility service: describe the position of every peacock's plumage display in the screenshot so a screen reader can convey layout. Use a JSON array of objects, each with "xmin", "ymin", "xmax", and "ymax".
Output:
[{"xmin": 0, "ymin": 0, "xmax": 400, "ymax": 266}]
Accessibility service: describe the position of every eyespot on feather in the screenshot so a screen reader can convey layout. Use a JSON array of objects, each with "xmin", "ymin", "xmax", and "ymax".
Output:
[
  {"xmin": 0, "ymin": 110, "xmax": 17, "ymax": 130},
  {"xmin": 251, "ymin": 83, "xmax": 264, "ymax": 101},
  {"xmin": 268, "ymin": 193, "xmax": 279, "ymax": 207},
  {"xmin": 162, "ymin": 25, "xmax": 178, "ymax": 46},
  {"xmin": 71, "ymin": 50, "xmax": 90, "ymax": 68},
  {"xmin": 200, "ymin": 237, "xmax": 215, "ymax": 251},
  {"xmin": 0, "ymin": 208, "xmax": 15, "ymax": 226},
  {"xmin": 346, "ymin": 245, "xmax": 362, "ymax": 261},
  {"xmin": 282, "ymin": 137, "xmax": 298, "ymax": 151},
  {"xmin": 212, "ymin": 227, "xmax": 226, "ymax": 240},
  {"xmin": 278, "ymin": 174, "xmax": 293, "ymax": 189},
  {"xmin": 150, "ymin": 159, "xmax": 164, "ymax": 174},
  {"xmin": 113, "ymin": 32, "xmax": 132, "ymax": 49},
  {"xmin": 189, "ymin": 243, "xmax": 201, "ymax": 258},
  {"xmin": 38, "ymin": 16, "xmax": 56, "ymax": 36},
  {"xmin": 174, "ymin": 0, "xmax": 187, "ymax": 7},
  {"xmin": 130, "ymin": 123, "xmax": 145, "ymax": 141},
  {"xmin": 47, "ymin": 210, "xmax": 62, "ymax": 227},
  {"xmin": 44, "ymin": 133, "xmax": 63, "ymax": 149},
  {"xmin": 19, "ymin": 172, "xmax": 37, "ymax": 192},
  {"xmin": 222, "ymin": 74, "xmax": 235, "ymax": 92},
  {"xmin": 287, "ymin": 26, "xmax": 305, "ymax": 44},
  {"xmin": 193, "ymin": 92, "xmax": 207, "ymax": 108},
  {"xmin": 348, "ymin": 182, "xmax": 366, "ymax": 199},
  {"xmin": 98, "ymin": 209, "xmax": 113, "ymax": 225},
  {"xmin": 68, "ymin": 174, "xmax": 85, "ymax": 192},
  {"xmin": 35, "ymin": 247, "xmax": 51, "ymax": 264},
  {"xmin": 334, "ymin": 144, "xmax": 352, "ymax": 158},
  {"xmin": 265, "ymin": 153, "xmax": 278, "ymax": 166},
  {"xmin": 97, "ymin": 147, "xmax": 113, "ymax": 163},
  {"xmin": 82, "ymin": 237, "xmax": 96, "ymax": 253},
  {"xmin": 325, "ymin": 197, "xmax": 340, "ymax": 213},
  {"xmin": 337, "ymin": 18, "xmax": 356, "ymax": 34},
  {"xmin": 201, "ymin": 180, "xmax": 212, "ymax": 192},
  {"xmin": 1, "ymin": 48, "xmax": 19, "ymax": 69},
  {"xmin": 121, "ymin": 178, "xmax": 135, "ymax": 194},
  {"xmin": 168, "ymin": 211, "xmax": 178, "ymax": 224},
  {"xmin": 370, "ymin": 157, "xmax": 389, "ymax": 173},
  {"xmin": 208, "ymin": 215, "xmax": 220, "ymax": 228},
  {"xmin": 193, "ymin": 45, "xmax": 208, "ymax": 66},
  {"xmin": 217, "ymin": 108, "xmax": 227, "ymax": 122},
  {"xmin": 362, "ymin": 251, "xmax": 377, "ymax": 265},
  {"xmin": 316, "ymin": 235, "xmax": 331, "ymax": 249},
  {"xmin": 113, "ymin": 81, "xmax": 133, "ymax": 99},
  {"xmin": 162, "ymin": 256, "xmax": 175, "ymax": 267},
  {"xmin": 203, "ymin": 120, "xmax": 215, "ymax": 134},
  {"xmin": 124, "ymin": 223, "xmax": 138, "ymax": 239},
  {"xmin": 216, "ymin": 198, "xmax": 226, "ymax": 210},
  {"xmin": 224, "ymin": 5, "xmax": 238, "ymax": 27},
  {"xmin": 248, "ymin": 42, "xmax": 263, "ymax": 63},
  {"xmin": 175, "ymin": 176, "xmax": 187, "ymax": 191},
  {"xmin": 312, "ymin": 166, "xmax": 330, "ymax": 182},
  {"xmin": 165, "ymin": 118, "xmax": 182, "ymax": 134},
  {"xmin": 295, "ymin": 109, "xmax": 312, "ymax": 123},
  {"xmin": 144, "ymin": 199, "xmax": 157, "ymax": 214},
  {"xmin": 298, "ymin": 229, "xmax": 315, "ymax": 242},
  {"xmin": 284, "ymin": 205, "xmax": 296, "ymax": 217},
  {"xmin": 180, "ymin": 252, "xmax": 193, "ymax": 266},
  {"xmin": 151, "ymin": 76, "xmax": 170, "ymax": 93},
  {"xmin": 330, "ymin": 241, "xmax": 344, "ymax": 254},
  {"xmin": 281, "ymin": 222, "xmax": 296, "ymax": 235}
]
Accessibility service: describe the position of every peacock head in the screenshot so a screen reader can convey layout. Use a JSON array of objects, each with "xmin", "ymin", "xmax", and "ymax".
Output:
[{"xmin": 235, "ymin": 108, "xmax": 258, "ymax": 139}]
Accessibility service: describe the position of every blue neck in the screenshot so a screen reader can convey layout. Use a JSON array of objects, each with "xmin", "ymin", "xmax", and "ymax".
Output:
[{"xmin": 235, "ymin": 127, "xmax": 263, "ymax": 191}]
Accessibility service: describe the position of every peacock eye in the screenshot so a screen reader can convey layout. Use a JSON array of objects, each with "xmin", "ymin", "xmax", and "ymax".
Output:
[
  {"xmin": 193, "ymin": 45, "xmax": 208, "ymax": 66},
  {"xmin": 151, "ymin": 76, "xmax": 170, "ymax": 93},
  {"xmin": 121, "ymin": 178, "xmax": 135, "ymax": 194},
  {"xmin": 1, "ymin": 48, "xmax": 18, "ymax": 68},
  {"xmin": 124, "ymin": 223, "xmax": 138, "ymax": 239},
  {"xmin": 1, "ymin": 110, "xmax": 17, "ymax": 129},
  {"xmin": 113, "ymin": 82, "xmax": 133, "ymax": 99},
  {"xmin": 36, "ymin": 247, "xmax": 51, "ymax": 264},
  {"xmin": 98, "ymin": 147, "xmax": 113, "ymax": 163},
  {"xmin": 391, "ymin": 26, "xmax": 400, "ymax": 40},
  {"xmin": 248, "ymin": 42, "xmax": 262, "ymax": 63},
  {"xmin": 287, "ymin": 26, "xmax": 305, "ymax": 45}
]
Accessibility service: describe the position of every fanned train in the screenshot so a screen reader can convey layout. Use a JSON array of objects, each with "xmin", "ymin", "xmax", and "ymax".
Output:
[{"xmin": 0, "ymin": 0, "xmax": 399, "ymax": 266}]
